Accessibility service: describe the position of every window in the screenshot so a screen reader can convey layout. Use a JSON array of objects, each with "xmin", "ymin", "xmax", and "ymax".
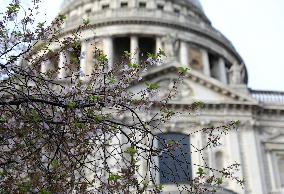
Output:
[
  {"xmin": 157, "ymin": 4, "xmax": 164, "ymax": 10},
  {"xmin": 157, "ymin": 133, "xmax": 192, "ymax": 184},
  {"xmin": 139, "ymin": 2, "xmax": 146, "ymax": 8},
  {"xmin": 85, "ymin": 9, "xmax": 92, "ymax": 14},
  {"xmin": 138, "ymin": 37, "xmax": 155, "ymax": 62},
  {"xmin": 121, "ymin": 2, "xmax": 128, "ymax": 8},
  {"xmin": 102, "ymin": 4, "xmax": 109, "ymax": 10},
  {"xmin": 113, "ymin": 37, "xmax": 130, "ymax": 63},
  {"xmin": 174, "ymin": 8, "xmax": 180, "ymax": 15}
]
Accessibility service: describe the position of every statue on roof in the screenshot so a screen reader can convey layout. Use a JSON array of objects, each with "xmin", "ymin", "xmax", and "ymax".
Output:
[
  {"xmin": 161, "ymin": 34, "xmax": 179, "ymax": 59},
  {"xmin": 229, "ymin": 62, "xmax": 245, "ymax": 85}
]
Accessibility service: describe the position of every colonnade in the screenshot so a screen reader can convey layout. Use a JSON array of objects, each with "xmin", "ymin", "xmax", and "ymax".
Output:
[{"xmin": 41, "ymin": 36, "xmax": 229, "ymax": 84}]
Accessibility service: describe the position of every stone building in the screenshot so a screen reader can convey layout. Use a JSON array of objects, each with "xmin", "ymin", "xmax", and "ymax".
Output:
[{"xmin": 42, "ymin": 0, "xmax": 284, "ymax": 193}]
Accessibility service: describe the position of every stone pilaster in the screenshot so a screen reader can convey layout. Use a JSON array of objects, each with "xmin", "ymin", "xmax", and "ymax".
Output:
[{"xmin": 240, "ymin": 125, "xmax": 267, "ymax": 194}]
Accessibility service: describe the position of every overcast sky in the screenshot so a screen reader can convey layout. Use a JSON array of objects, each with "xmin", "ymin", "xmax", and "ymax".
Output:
[{"xmin": 16, "ymin": 0, "xmax": 284, "ymax": 91}]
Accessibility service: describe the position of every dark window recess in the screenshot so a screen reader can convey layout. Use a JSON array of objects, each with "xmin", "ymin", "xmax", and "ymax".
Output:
[
  {"xmin": 102, "ymin": 4, "xmax": 109, "ymax": 9},
  {"xmin": 174, "ymin": 8, "xmax": 180, "ymax": 15},
  {"xmin": 113, "ymin": 37, "xmax": 130, "ymax": 63},
  {"xmin": 139, "ymin": 2, "xmax": 146, "ymax": 8},
  {"xmin": 121, "ymin": 2, "xmax": 128, "ymax": 8},
  {"xmin": 85, "ymin": 9, "xmax": 92, "ymax": 14},
  {"xmin": 157, "ymin": 4, "xmax": 164, "ymax": 10},
  {"xmin": 209, "ymin": 53, "xmax": 219, "ymax": 79},
  {"xmin": 157, "ymin": 133, "xmax": 192, "ymax": 184},
  {"xmin": 138, "ymin": 37, "xmax": 155, "ymax": 62}
]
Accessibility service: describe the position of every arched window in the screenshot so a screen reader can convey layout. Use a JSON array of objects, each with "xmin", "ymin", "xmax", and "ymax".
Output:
[
  {"xmin": 157, "ymin": 133, "xmax": 192, "ymax": 184},
  {"xmin": 278, "ymin": 156, "xmax": 284, "ymax": 187}
]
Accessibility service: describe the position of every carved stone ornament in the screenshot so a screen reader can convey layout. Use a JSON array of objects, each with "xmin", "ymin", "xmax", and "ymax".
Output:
[{"xmin": 156, "ymin": 78, "xmax": 193, "ymax": 101}]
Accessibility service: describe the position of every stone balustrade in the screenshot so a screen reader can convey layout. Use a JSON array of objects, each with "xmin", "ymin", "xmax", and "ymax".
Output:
[{"xmin": 251, "ymin": 90, "xmax": 284, "ymax": 104}]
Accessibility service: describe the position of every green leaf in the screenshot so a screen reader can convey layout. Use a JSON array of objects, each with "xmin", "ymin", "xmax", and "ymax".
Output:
[
  {"xmin": 108, "ymin": 174, "xmax": 121, "ymax": 181},
  {"xmin": 197, "ymin": 167, "xmax": 206, "ymax": 177},
  {"xmin": 37, "ymin": 22, "xmax": 45, "ymax": 28},
  {"xmin": 157, "ymin": 49, "xmax": 166, "ymax": 57},
  {"xmin": 216, "ymin": 177, "xmax": 223, "ymax": 185},
  {"xmin": 58, "ymin": 14, "xmax": 66, "ymax": 21},
  {"xmin": 40, "ymin": 188, "xmax": 52, "ymax": 194},
  {"xmin": 128, "ymin": 63, "xmax": 139, "ymax": 69},
  {"xmin": 157, "ymin": 185, "xmax": 164, "ymax": 192},
  {"xmin": 51, "ymin": 160, "xmax": 59, "ymax": 169},
  {"xmin": 124, "ymin": 51, "xmax": 131, "ymax": 57},
  {"xmin": 147, "ymin": 52, "xmax": 158, "ymax": 60},
  {"xmin": 83, "ymin": 18, "xmax": 90, "ymax": 25},
  {"xmin": 125, "ymin": 147, "xmax": 137, "ymax": 156},
  {"xmin": 178, "ymin": 67, "xmax": 190, "ymax": 74},
  {"xmin": 75, "ymin": 122, "xmax": 85, "ymax": 129},
  {"xmin": 146, "ymin": 82, "xmax": 160, "ymax": 90},
  {"xmin": 94, "ymin": 115, "xmax": 103, "ymax": 123},
  {"xmin": 234, "ymin": 120, "xmax": 241, "ymax": 127},
  {"xmin": 193, "ymin": 101, "xmax": 205, "ymax": 109},
  {"xmin": 97, "ymin": 54, "xmax": 108, "ymax": 64},
  {"xmin": 89, "ymin": 95, "xmax": 99, "ymax": 102},
  {"xmin": 67, "ymin": 101, "xmax": 77, "ymax": 110},
  {"xmin": 7, "ymin": 3, "xmax": 20, "ymax": 14}
]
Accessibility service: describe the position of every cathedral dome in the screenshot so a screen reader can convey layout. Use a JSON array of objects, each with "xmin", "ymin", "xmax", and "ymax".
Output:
[
  {"xmin": 172, "ymin": 0, "xmax": 204, "ymax": 11},
  {"xmin": 58, "ymin": 0, "xmax": 248, "ymax": 84}
]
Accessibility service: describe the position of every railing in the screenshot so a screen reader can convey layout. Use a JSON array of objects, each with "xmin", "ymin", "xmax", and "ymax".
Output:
[{"xmin": 250, "ymin": 89, "xmax": 284, "ymax": 104}]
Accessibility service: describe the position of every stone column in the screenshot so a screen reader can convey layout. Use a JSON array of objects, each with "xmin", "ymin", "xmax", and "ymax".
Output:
[
  {"xmin": 41, "ymin": 58, "xmax": 50, "ymax": 75},
  {"xmin": 217, "ymin": 57, "xmax": 227, "ymax": 84},
  {"xmin": 130, "ymin": 35, "xmax": 139, "ymax": 64},
  {"xmin": 103, "ymin": 37, "xmax": 113, "ymax": 70},
  {"xmin": 179, "ymin": 41, "xmax": 189, "ymax": 66},
  {"xmin": 156, "ymin": 36, "xmax": 163, "ymax": 54},
  {"xmin": 80, "ymin": 40, "xmax": 89, "ymax": 80},
  {"xmin": 201, "ymin": 49, "xmax": 211, "ymax": 76},
  {"xmin": 58, "ymin": 51, "xmax": 70, "ymax": 79}
]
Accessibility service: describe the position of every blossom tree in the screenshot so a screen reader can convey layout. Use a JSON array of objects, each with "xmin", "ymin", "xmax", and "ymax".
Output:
[{"xmin": 0, "ymin": 0, "xmax": 244, "ymax": 193}]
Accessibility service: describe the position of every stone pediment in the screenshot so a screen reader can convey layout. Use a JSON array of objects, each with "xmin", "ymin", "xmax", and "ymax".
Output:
[
  {"xmin": 264, "ymin": 133, "xmax": 284, "ymax": 143},
  {"xmin": 137, "ymin": 64, "xmax": 257, "ymax": 104}
]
